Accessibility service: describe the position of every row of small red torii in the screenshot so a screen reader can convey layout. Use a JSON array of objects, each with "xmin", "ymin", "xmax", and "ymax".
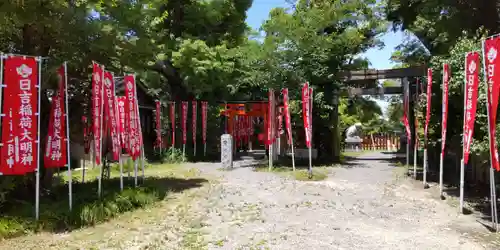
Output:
[{"xmin": 400, "ymin": 35, "xmax": 500, "ymax": 230}]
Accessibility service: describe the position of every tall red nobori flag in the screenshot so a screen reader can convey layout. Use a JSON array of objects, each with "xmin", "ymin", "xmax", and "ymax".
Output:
[
  {"xmin": 91, "ymin": 62, "xmax": 104, "ymax": 165},
  {"xmin": 192, "ymin": 101, "xmax": 197, "ymax": 148},
  {"xmin": 124, "ymin": 74, "xmax": 140, "ymax": 160},
  {"xmin": 309, "ymin": 87, "xmax": 313, "ymax": 145},
  {"xmin": 201, "ymin": 101, "xmax": 207, "ymax": 145},
  {"xmin": 181, "ymin": 101, "xmax": 188, "ymax": 145},
  {"xmin": 441, "ymin": 63, "xmax": 450, "ymax": 155},
  {"xmin": 0, "ymin": 56, "xmax": 39, "ymax": 175},
  {"xmin": 402, "ymin": 77, "xmax": 411, "ymax": 143},
  {"xmin": 103, "ymin": 71, "xmax": 120, "ymax": 161},
  {"xmin": 302, "ymin": 83, "xmax": 312, "ymax": 148},
  {"xmin": 425, "ymin": 68, "xmax": 432, "ymax": 144},
  {"xmin": 44, "ymin": 65, "xmax": 68, "ymax": 167},
  {"xmin": 116, "ymin": 96, "xmax": 128, "ymax": 152},
  {"xmin": 463, "ymin": 52, "xmax": 480, "ymax": 164},
  {"xmin": 155, "ymin": 100, "xmax": 162, "ymax": 148},
  {"xmin": 483, "ymin": 37, "xmax": 500, "ymax": 171},
  {"xmin": 170, "ymin": 102, "xmax": 175, "ymax": 147},
  {"xmin": 282, "ymin": 88, "xmax": 293, "ymax": 145}
]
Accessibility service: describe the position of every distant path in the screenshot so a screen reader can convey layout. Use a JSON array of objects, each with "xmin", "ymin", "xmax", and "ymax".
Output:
[{"xmin": 186, "ymin": 151, "xmax": 490, "ymax": 249}]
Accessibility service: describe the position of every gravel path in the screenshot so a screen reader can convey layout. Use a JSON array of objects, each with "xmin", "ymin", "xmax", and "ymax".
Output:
[
  {"xmin": 189, "ymin": 151, "xmax": 491, "ymax": 250},
  {"xmin": 1, "ymin": 152, "xmax": 495, "ymax": 249}
]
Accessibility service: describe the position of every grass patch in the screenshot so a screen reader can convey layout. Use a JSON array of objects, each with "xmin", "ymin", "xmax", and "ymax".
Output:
[
  {"xmin": 254, "ymin": 165, "xmax": 329, "ymax": 181},
  {"xmin": 0, "ymin": 162, "xmax": 207, "ymax": 240}
]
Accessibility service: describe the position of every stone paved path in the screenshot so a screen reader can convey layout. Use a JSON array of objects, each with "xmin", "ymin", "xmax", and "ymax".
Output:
[{"xmin": 189, "ymin": 151, "xmax": 492, "ymax": 250}]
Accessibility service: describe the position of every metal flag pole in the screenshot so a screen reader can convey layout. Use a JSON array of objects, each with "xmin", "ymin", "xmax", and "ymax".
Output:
[
  {"xmin": 63, "ymin": 62, "xmax": 72, "ymax": 211},
  {"xmin": 308, "ymin": 89, "xmax": 313, "ymax": 179},
  {"xmin": 414, "ymin": 81, "xmax": 418, "ymax": 180},
  {"xmin": 35, "ymin": 56, "xmax": 42, "ymax": 220},
  {"xmin": 133, "ymin": 74, "xmax": 145, "ymax": 183},
  {"xmin": 98, "ymin": 65, "xmax": 104, "ymax": 198},
  {"xmin": 482, "ymin": 41, "xmax": 499, "ymax": 231},
  {"xmin": 460, "ymin": 56, "xmax": 467, "ymax": 211}
]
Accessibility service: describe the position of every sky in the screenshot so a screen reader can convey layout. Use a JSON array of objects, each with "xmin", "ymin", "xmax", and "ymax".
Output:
[{"xmin": 245, "ymin": 0, "xmax": 404, "ymax": 113}]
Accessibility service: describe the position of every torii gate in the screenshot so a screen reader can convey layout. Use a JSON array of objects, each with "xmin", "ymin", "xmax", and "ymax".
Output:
[{"xmin": 219, "ymin": 99, "xmax": 282, "ymax": 154}]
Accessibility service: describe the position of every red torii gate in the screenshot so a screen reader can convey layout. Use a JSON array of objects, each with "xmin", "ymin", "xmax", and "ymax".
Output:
[{"xmin": 219, "ymin": 101, "xmax": 282, "ymax": 149}]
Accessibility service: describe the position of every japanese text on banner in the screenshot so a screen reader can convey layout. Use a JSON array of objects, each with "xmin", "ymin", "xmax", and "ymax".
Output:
[
  {"xmin": 124, "ymin": 74, "xmax": 140, "ymax": 160},
  {"xmin": 192, "ymin": 101, "xmax": 197, "ymax": 145},
  {"xmin": 483, "ymin": 37, "xmax": 500, "ymax": 171},
  {"xmin": 0, "ymin": 56, "xmax": 39, "ymax": 175},
  {"xmin": 463, "ymin": 52, "xmax": 480, "ymax": 164},
  {"xmin": 181, "ymin": 101, "xmax": 188, "ymax": 145},
  {"xmin": 104, "ymin": 71, "xmax": 120, "ymax": 161},
  {"xmin": 91, "ymin": 62, "xmax": 103, "ymax": 165},
  {"xmin": 44, "ymin": 65, "xmax": 68, "ymax": 168}
]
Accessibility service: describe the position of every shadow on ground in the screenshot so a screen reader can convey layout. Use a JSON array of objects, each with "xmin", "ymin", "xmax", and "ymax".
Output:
[{"xmin": 0, "ymin": 175, "xmax": 208, "ymax": 238}]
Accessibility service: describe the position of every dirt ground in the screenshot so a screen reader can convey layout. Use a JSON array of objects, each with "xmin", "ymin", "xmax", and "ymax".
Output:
[{"xmin": 1, "ymin": 151, "xmax": 499, "ymax": 249}]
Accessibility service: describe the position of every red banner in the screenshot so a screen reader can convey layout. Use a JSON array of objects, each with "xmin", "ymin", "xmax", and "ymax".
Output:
[
  {"xmin": 181, "ymin": 101, "xmax": 188, "ymax": 145},
  {"xmin": 302, "ymin": 83, "xmax": 311, "ymax": 148},
  {"xmin": 403, "ymin": 77, "xmax": 411, "ymax": 143},
  {"xmin": 282, "ymin": 88, "xmax": 293, "ymax": 145},
  {"xmin": 170, "ymin": 102, "xmax": 175, "ymax": 147},
  {"xmin": 463, "ymin": 52, "xmax": 480, "ymax": 164},
  {"xmin": 155, "ymin": 100, "xmax": 162, "ymax": 148},
  {"xmin": 103, "ymin": 71, "xmax": 120, "ymax": 161},
  {"xmin": 82, "ymin": 115, "xmax": 91, "ymax": 154},
  {"xmin": 44, "ymin": 65, "xmax": 68, "ymax": 168},
  {"xmin": 91, "ymin": 62, "xmax": 103, "ymax": 165},
  {"xmin": 116, "ymin": 96, "xmax": 128, "ymax": 152},
  {"xmin": 309, "ymin": 87, "xmax": 313, "ymax": 145},
  {"xmin": 441, "ymin": 63, "xmax": 450, "ymax": 154},
  {"xmin": 0, "ymin": 56, "xmax": 39, "ymax": 175},
  {"xmin": 484, "ymin": 37, "xmax": 500, "ymax": 171},
  {"xmin": 201, "ymin": 101, "xmax": 207, "ymax": 144},
  {"xmin": 124, "ymin": 74, "xmax": 140, "ymax": 160},
  {"xmin": 192, "ymin": 101, "xmax": 197, "ymax": 146},
  {"xmin": 424, "ymin": 68, "xmax": 432, "ymax": 143}
]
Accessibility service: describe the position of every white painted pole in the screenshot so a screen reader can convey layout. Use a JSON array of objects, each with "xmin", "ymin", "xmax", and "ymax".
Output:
[
  {"xmin": 63, "ymin": 62, "xmax": 72, "ymax": 211},
  {"xmin": 119, "ymin": 155, "xmax": 123, "ymax": 191},
  {"xmin": 98, "ymin": 65, "xmax": 104, "ymax": 198},
  {"xmin": 82, "ymin": 156, "xmax": 85, "ymax": 183},
  {"xmin": 493, "ymin": 168, "xmax": 498, "ymax": 232},
  {"xmin": 113, "ymin": 74, "xmax": 123, "ymax": 190},
  {"xmin": 423, "ymin": 149, "xmax": 428, "ymax": 183},
  {"xmin": 308, "ymin": 89, "xmax": 313, "ymax": 179},
  {"xmin": 203, "ymin": 143, "xmax": 206, "ymax": 156},
  {"xmin": 481, "ymin": 42, "xmax": 498, "ymax": 231},
  {"xmin": 35, "ymin": 56, "xmax": 42, "ymax": 220},
  {"xmin": 439, "ymin": 152, "xmax": 443, "ymax": 194},
  {"xmin": 413, "ymin": 142, "xmax": 417, "ymax": 179},
  {"xmin": 132, "ymin": 75, "xmax": 145, "ymax": 182},
  {"xmin": 290, "ymin": 137, "xmax": 296, "ymax": 172},
  {"xmin": 459, "ymin": 158, "xmax": 465, "ymax": 213},
  {"xmin": 134, "ymin": 159, "xmax": 138, "ymax": 187}
]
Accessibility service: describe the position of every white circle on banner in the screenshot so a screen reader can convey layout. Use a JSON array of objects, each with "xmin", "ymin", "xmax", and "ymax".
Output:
[{"xmin": 488, "ymin": 47, "xmax": 497, "ymax": 63}]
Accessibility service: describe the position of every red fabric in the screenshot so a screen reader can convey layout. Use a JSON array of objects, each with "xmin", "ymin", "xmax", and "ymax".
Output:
[
  {"xmin": 124, "ymin": 74, "xmax": 140, "ymax": 160},
  {"xmin": 424, "ymin": 68, "xmax": 432, "ymax": 144},
  {"xmin": 181, "ymin": 101, "xmax": 188, "ymax": 145},
  {"xmin": 0, "ymin": 56, "xmax": 39, "ymax": 175},
  {"xmin": 441, "ymin": 63, "xmax": 450, "ymax": 154},
  {"xmin": 463, "ymin": 52, "xmax": 480, "ymax": 164},
  {"xmin": 484, "ymin": 37, "xmax": 500, "ymax": 171},
  {"xmin": 91, "ymin": 62, "xmax": 103, "ymax": 164},
  {"xmin": 103, "ymin": 71, "xmax": 120, "ymax": 161},
  {"xmin": 302, "ymin": 83, "xmax": 311, "ymax": 148},
  {"xmin": 44, "ymin": 65, "xmax": 68, "ymax": 168}
]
